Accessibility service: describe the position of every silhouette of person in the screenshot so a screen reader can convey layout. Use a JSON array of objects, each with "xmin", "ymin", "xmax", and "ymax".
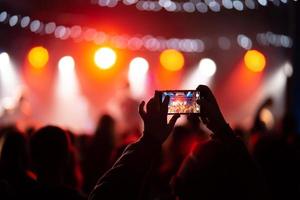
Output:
[
  {"xmin": 89, "ymin": 85, "xmax": 268, "ymax": 200},
  {"xmin": 29, "ymin": 125, "xmax": 85, "ymax": 200},
  {"xmin": 82, "ymin": 114, "xmax": 116, "ymax": 194}
]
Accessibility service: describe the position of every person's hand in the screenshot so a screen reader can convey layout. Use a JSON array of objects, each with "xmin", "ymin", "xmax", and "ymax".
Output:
[
  {"xmin": 139, "ymin": 92, "xmax": 180, "ymax": 144},
  {"xmin": 196, "ymin": 85, "xmax": 228, "ymax": 136}
]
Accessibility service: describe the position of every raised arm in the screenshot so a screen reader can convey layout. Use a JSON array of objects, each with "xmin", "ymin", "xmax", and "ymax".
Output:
[{"xmin": 89, "ymin": 93, "xmax": 180, "ymax": 200}]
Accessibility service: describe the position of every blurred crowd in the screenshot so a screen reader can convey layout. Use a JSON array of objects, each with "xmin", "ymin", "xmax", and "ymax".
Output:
[{"xmin": 0, "ymin": 90, "xmax": 300, "ymax": 200}]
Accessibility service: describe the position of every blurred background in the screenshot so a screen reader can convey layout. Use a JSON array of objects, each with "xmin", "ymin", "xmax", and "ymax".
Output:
[{"xmin": 0, "ymin": 0, "xmax": 299, "ymax": 134}]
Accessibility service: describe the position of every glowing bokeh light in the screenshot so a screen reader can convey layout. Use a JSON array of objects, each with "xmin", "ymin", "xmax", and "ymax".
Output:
[
  {"xmin": 198, "ymin": 58, "xmax": 217, "ymax": 77},
  {"xmin": 259, "ymin": 108, "xmax": 274, "ymax": 130},
  {"xmin": 128, "ymin": 57, "xmax": 149, "ymax": 98},
  {"xmin": 28, "ymin": 46, "xmax": 49, "ymax": 69},
  {"xmin": 94, "ymin": 47, "xmax": 117, "ymax": 70},
  {"xmin": 0, "ymin": 52, "xmax": 21, "ymax": 105},
  {"xmin": 283, "ymin": 62, "xmax": 293, "ymax": 77},
  {"xmin": 160, "ymin": 49, "xmax": 184, "ymax": 71},
  {"xmin": 182, "ymin": 58, "xmax": 215, "ymax": 89},
  {"xmin": 58, "ymin": 56, "xmax": 75, "ymax": 73},
  {"xmin": 0, "ymin": 52, "xmax": 10, "ymax": 67},
  {"xmin": 54, "ymin": 55, "xmax": 92, "ymax": 131},
  {"xmin": 244, "ymin": 50, "xmax": 266, "ymax": 72}
]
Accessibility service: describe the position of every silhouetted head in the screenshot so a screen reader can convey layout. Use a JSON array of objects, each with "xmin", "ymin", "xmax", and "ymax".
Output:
[
  {"xmin": 0, "ymin": 125, "xmax": 29, "ymax": 173},
  {"xmin": 94, "ymin": 114, "xmax": 115, "ymax": 143},
  {"xmin": 30, "ymin": 125, "xmax": 71, "ymax": 179}
]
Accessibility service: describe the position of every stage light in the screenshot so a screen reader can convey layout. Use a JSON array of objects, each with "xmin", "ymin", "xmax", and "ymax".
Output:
[
  {"xmin": 0, "ymin": 52, "xmax": 21, "ymax": 101},
  {"xmin": 283, "ymin": 62, "xmax": 293, "ymax": 77},
  {"xmin": 233, "ymin": 0, "xmax": 244, "ymax": 11},
  {"xmin": 183, "ymin": 2, "xmax": 196, "ymax": 12},
  {"xmin": 245, "ymin": 0, "xmax": 255, "ymax": 9},
  {"xmin": 20, "ymin": 16, "xmax": 30, "ymax": 28},
  {"xmin": 222, "ymin": 0, "xmax": 233, "ymax": 9},
  {"xmin": 198, "ymin": 58, "xmax": 217, "ymax": 77},
  {"xmin": 0, "ymin": 11, "xmax": 8, "ymax": 22},
  {"xmin": 209, "ymin": 1, "xmax": 221, "ymax": 12},
  {"xmin": 128, "ymin": 57, "xmax": 149, "ymax": 98},
  {"xmin": 244, "ymin": 50, "xmax": 266, "ymax": 72},
  {"xmin": 54, "ymin": 55, "xmax": 91, "ymax": 131},
  {"xmin": 28, "ymin": 46, "xmax": 49, "ymax": 69},
  {"xmin": 45, "ymin": 22, "xmax": 56, "ymax": 34},
  {"xmin": 237, "ymin": 34, "xmax": 252, "ymax": 50},
  {"xmin": 0, "ymin": 52, "xmax": 10, "ymax": 67},
  {"xmin": 129, "ymin": 57, "xmax": 149, "ymax": 75},
  {"xmin": 160, "ymin": 49, "xmax": 184, "ymax": 71},
  {"xmin": 9, "ymin": 15, "xmax": 18, "ymax": 27},
  {"xmin": 196, "ymin": 2, "xmax": 208, "ymax": 13},
  {"xmin": 182, "ymin": 59, "xmax": 215, "ymax": 89},
  {"xmin": 58, "ymin": 56, "xmax": 75, "ymax": 73},
  {"xmin": 30, "ymin": 20, "xmax": 41, "ymax": 32},
  {"xmin": 258, "ymin": 0, "xmax": 267, "ymax": 6},
  {"xmin": 94, "ymin": 47, "xmax": 117, "ymax": 70}
]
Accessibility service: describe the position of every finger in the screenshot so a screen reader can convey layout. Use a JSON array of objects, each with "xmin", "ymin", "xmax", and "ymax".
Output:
[
  {"xmin": 146, "ymin": 97, "xmax": 157, "ymax": 114},
  {"xmin": 162, "ymin": 95, "xmax": 170, "ymax": 115},
  {"xmin": 196, "ymin": 85, "xmax": 215, "ymax": 102},
  {"xmin": 155, "ymin": 91, "xmax": 162, "ymax": 109},
  {"xmin": 167, "ymin": 114, "xmax": 180, "ymax": 132},
  {"xmin": 138, "ymin": 101, "xmax": 146, "ymax": 120}
]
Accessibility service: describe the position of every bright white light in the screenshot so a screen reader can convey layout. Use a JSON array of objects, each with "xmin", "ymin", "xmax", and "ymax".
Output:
[
  {"xmin": 53, "ymin": 55, "xmax": 92, "ymax": 132},
  {"xmin": 58, "ymin": 56, "xmax": 75, "ymax": 74},
  {"xmin": 129, "ymin": 57, "xmax": 149, "ymax": 75},
  {"xmin": 198, "ymin": 58, "xmax": 217, "ymax": 77},
  {"xmin": 0, "ymin": 52, "xmax": 10, "ymax": 67},
  {"xmin": 30, "ymin": 20, "xmax": 41, "ymax": 32},
  {"xmin": 233, "ymin": 0, "xmax": 244, "ymax": 11},
  {"xmin": 94, "ymin": 47, "xmax": 116, "ymax": 69},
  {"xmin": 237, "ymin": 34, "xmax": 252, "ymax": 50},
  {"xmin": 0, "ymin": 11, "xmax": 8, "ymax": 22},
  {"xmin": 258, "ymin": 0, "xmax": 267, "ymax": 6},
  {"xmin": 209, "ymin": 1, "xmax": 221, "ymax": 12},
  {"xmin": 124, "ymin": 0, "xmax": 138, "ymax": 5},
  {"xmin": 182, "ymin": 59, "xmax": 216, "ymax": 89},
  {"xmin": 283, "ymin": 62, "xmax": 293, "ymax": 77},
  {"xmin": 196, "ymin": 2, "xmax": 208, "ymax": 13},
  {"xmin": 128, "ymin": 57, "xmax": 149, "ymax": 98},
  {"xmin": 222, "ymin": 0, "xmax": 233, "ymax": 9},
  {"xmin": 9, "ymin": 15, "xmax": 18, "ymax": 27},
  {"xmin": 165, "ymin": 1, "xmax": 177, "ymax": 11},
  {"xmin": 20, "ymin": 16, "xmax": 30, "ymax": 28},
  {"xmin": 183, "ymin": 2, "xmax": 196, "ymax": 12},
  {"xmin": 0, "ymin": 52, "xmax": 21, "ymax": 105}
]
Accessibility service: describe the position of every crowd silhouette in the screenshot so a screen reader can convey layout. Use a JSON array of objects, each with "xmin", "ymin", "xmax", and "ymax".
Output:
[{"xmin": 0, "ymin": 85, "xmax": 299, "ymax": 200}]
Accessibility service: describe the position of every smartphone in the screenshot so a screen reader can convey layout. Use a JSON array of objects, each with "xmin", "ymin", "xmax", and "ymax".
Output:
[{"xmin": 157, "ymin": 90, "xmax": 200, "ymax": 114}]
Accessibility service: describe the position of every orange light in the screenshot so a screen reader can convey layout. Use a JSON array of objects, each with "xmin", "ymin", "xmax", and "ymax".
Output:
[
  {"xmin": 160, "ymin": 49, "xmax": 184, "ymax": 71},
  {"xmin": 28, "ymin": 46, "xmax": 49, "ymax": 69},
  {"xmin": 94, "ymin": 47, "xmax": 117, "ymax": 70},
  {"xmin": 244, "ymin": 50, "xmax": 266, "ymax": 72}
]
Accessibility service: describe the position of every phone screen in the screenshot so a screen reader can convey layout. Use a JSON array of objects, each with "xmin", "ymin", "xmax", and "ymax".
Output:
[{"xmin": 160, "ymin": 90, "xmax": 200, "ymax": 114}]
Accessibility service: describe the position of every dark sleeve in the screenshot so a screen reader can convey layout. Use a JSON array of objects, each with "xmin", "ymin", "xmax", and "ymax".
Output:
[{"xmin": 89, "ymin": 136, "xmax": 161, "ymax": 200}]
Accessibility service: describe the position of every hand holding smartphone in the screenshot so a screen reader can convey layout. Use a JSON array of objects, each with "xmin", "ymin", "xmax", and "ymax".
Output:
[{"xmin": 157, "ymin": 90, "xmax": 200, "ymax": 114}]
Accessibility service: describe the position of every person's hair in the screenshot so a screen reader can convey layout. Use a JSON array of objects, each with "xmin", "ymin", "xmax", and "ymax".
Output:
[
  {"xmin": 30, "ymin": 125, "xmax": 71, "ymax": 173},
  {"xmin": 0, "ymin": 125, "xmax": 29, "ymax": 172}
]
